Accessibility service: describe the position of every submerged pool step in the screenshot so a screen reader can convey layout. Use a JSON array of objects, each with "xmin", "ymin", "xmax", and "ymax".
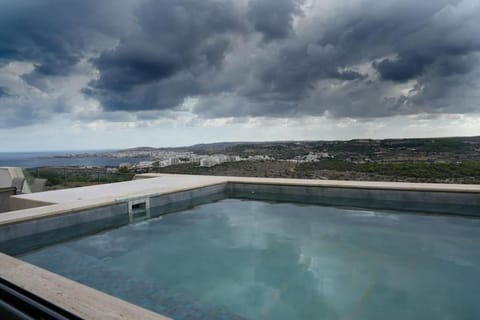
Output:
[{"xmin": 128, "ymin": 198, "xmax": 151, "ymax": 223}]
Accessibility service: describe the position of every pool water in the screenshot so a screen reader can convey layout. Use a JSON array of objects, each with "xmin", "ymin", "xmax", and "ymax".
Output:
[{"xmin": 20, "ymin": 199, "xmax": 480, "ymax": 320}]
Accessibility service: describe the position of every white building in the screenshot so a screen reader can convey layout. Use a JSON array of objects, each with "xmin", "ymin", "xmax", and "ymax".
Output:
[
  {"xmin": 136, "ymin": 161, "xmax": 155, "ymax": 169},
  {"xmin": 248, "ymin": 155, "xmax": 273, "ymax": 161}
]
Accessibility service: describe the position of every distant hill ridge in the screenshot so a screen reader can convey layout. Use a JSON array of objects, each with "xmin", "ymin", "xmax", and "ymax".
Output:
[{"xmin": 118, "ymin": 136, "xmax": 480, "ymax": 153}]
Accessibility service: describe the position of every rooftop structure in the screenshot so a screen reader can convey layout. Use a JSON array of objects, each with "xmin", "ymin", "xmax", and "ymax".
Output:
[{"xmin": 0, "ymin": 167, "xmax": 31, "ymax": 194}]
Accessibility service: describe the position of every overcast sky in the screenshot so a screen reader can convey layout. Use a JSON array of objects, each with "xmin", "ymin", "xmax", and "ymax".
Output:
[{"xmin": 1, "ymin": 0, "xmax": 479, "ymax": 151}]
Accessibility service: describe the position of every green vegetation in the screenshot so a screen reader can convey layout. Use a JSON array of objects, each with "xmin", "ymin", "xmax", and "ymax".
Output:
[
  {"xmin": 223, "ymin": 136, "xmax": 480, "ymax": 161},
  {"xmin": 25, "ymin": 167, "xmax": 135, "ymax": 188},
  {"xmin": 228, "ymin": 144, "xmax": 309, "ymax": 160},
  {"xmin": 159, "ymin": 159, "xmax": 480, "ymax": 184},
  {"xmin": 299, "ymin": 160, "xmax": 480, "ymax": 183},
  {"xmin": 358, "ymin": 161, "xmax": 480, "ymax": 181},
  {"xmin": 24, "ymin": 159, "xmax": 480, "ymax": 189}
]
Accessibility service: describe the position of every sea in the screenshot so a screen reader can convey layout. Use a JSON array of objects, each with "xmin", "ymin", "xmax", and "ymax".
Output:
[{"xmin": 0, "ymin": 151, "xmax": 150, "ymax": 168}]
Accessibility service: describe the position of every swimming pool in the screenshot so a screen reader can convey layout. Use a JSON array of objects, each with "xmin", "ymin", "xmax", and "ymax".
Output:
[{"xmin": 19, "ymin": 198, "xmax": 480, "ymax": 320}]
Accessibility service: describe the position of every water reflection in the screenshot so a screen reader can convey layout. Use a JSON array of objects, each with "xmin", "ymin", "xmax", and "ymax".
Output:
[{"xmin": 21, "ymin": 199, "xmax": 480, "ymax": 320}]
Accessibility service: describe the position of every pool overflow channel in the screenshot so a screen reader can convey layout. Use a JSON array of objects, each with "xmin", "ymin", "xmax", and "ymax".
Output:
[{"xmin": 128, "ymin": 198, "xmax": 151, "ymax": 223}]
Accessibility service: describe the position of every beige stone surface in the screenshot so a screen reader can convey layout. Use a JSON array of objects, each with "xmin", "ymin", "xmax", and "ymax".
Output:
[
  {"xmin": 15, "ymin": 174, "xmax": 480, "ymax": 206},
  {"xmin": 2, "ymin": 175, "xmax": 226, "ymax": 226},
  {"xmin": 0, "ymin": 253, "xmax": 170, "ymax": 320},
  {"xmin": 0, "ymin": 199, "xmax": 116, "ymax": 226},
  {"xmin": 12, "ymin": 174, "xmax": 226, "ymax": 204},
  {"xmin": 3, "ymin": 174, "xmax": 479, "ymax": 227},
  {"xmin": 9, "ymin": 197, "xmax": 54, "ymax": 211},
  {"xmin": 138, "ymin": 173, "xmax": 480, "ymax": 193}
]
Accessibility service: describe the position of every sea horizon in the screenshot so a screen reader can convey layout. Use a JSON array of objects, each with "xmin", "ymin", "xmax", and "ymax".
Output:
[{"xmin": 0, "ymin": 150, "xmax": 148, "ymax": 168}]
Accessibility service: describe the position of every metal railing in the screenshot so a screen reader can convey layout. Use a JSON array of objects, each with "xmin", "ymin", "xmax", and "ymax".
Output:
[{"xmin": 0, "ymin": 277, "xmax": 81, "ymax": 320}]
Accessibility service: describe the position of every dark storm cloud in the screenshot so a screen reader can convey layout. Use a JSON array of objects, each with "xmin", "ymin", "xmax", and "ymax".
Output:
[
  {"xmin": 372, "ymin": 2, "xmax": 480, "ymax": 83},
  {"xmin": 1, "ymin": 0, "xmax": 480, "ymax": 128},
  {"xmin": 198, "ymin": 0, "xmax": 480, "ymax": 119},
  {"xmin": 374, "ymin": 55, "xmax": 433, "ymax": 82},
  {"xmin": 0, "ymin": 0, "xmax": 132, "ymax": 84},
  {"xmin": 86, "ymin": 0, "xmax": 245, "ymax": 111},
  {"xmin": 248, "ymin": 42, "xmax": 368, "ymax": 105},
  {"xmin": 247, "ymin": 0, "xmax": 304, "ymax": 41},
  {"xmin": 0, "ymin": 87, "xmax": 9, "ymax": 98}
]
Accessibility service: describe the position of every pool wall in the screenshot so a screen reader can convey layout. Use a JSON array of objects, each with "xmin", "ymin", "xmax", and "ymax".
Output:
[
  {"xmin": 0, "ymin": 202, "xmax": 128, "ymax": 256},
  {"xmin": 149, "ymin": 183, "xmax": 226, "ymax": 217},
  {"xmin": 9, "ymin": 197, "xmax": 54, "ymax": 211},
  {"xmin": 227, "ymin": 182, "xmax": 480, "ymax": 216},
  {"xmin": 2, "ymin": 176, "xmax": 480, "ymax": 256}
]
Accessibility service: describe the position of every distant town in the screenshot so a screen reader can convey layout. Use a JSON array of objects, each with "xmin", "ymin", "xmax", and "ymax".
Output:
[
  {"xmin": 55, "ymin": 136, "xmax": 480, "ymax": 168},
  {"xmin": 29, "ymin": 136, "xmax": 480, "ymax": 188},
  {"xmin": 59, "ymin": 149, "xmax": 275, "ymax": 171}
]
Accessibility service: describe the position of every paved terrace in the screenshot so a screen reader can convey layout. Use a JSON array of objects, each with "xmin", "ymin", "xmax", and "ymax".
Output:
[
  {"xmin": 2, "ymin": 173, "xmax": 480, "ymax": 226},
  {"xmin": 12, "ymin": 173, "xmax": 480, "ymax": 204}
]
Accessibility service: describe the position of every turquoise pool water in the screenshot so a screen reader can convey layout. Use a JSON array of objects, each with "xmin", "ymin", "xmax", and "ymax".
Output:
[{"xmin": 20, "ymin": 199, "xmax": 480, "ymax": 319}]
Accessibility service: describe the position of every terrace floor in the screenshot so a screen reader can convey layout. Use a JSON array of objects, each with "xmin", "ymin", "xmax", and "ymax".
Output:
[{"xmin": 13, "ymin": 173, "xmax": 480, "ymax": 205}]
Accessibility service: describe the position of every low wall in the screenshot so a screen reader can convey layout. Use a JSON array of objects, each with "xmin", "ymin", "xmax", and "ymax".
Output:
[
  {"xmin": 9, "ymin": 197, "xmax": 54, "ymax": 211},
  {"xmin": 0, "ymin": 187, "xmax": 16, "ymax": 213}
]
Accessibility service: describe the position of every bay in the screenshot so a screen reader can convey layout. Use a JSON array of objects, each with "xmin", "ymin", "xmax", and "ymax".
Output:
[{"xmin": 0, "ymin": 151, "xmax": 150, "ymax": 168}]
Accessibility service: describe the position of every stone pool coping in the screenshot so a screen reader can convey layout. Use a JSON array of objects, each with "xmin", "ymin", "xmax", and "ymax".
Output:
[
  {"xmin": 2, "ymin": 174, "xmax": 227, "ymax": 226},
  {"xmin": 0, "ymin": 252, "xmax": 170, "ymax": 320},
  {"xmin": 1, "ymin": 174, "xmax": 480, "ymax": 319},
  {"xmin": 4, "ymin": 174, "xmax": 480, "ymax": 227}
]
